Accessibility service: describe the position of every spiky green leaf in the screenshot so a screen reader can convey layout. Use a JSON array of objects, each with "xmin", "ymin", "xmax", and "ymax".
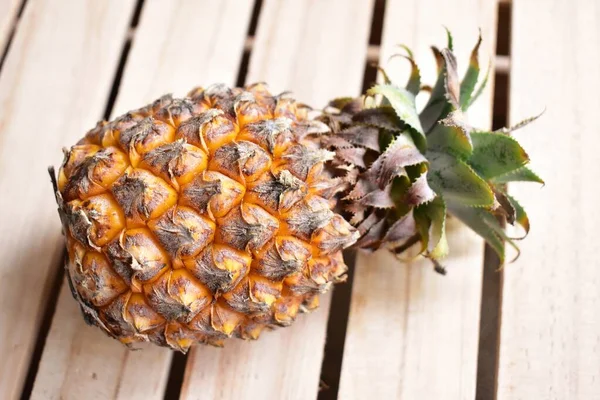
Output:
[
  {"xmin": 490, "ymin": 166, "xmax": 544, "ymax": 184},
  {"xmin": 368, "ymin": 84, "xmax": 425, "ymax": 143},
  {"xmin": 469, "ymin": 132, "xmax": 530, "ymax": 179},
  {"xmin": 506, "ymin": 194, "xmax": 530, "ymax": 235},
  {"xmin": 449, "ymin": 204, "xmax": 505, "ymax": 261},
  {"xmin": 466, "ymin": 61, "xmax": 491, "ymax": 110},
  {"xmin": 427, "ymin": 122, "xmax": 473, "ymax": 159},
  {"xmin": 427, "ymin": 151, "xmax": 495, "ymax": 207},
  {"xmin": 460, "ymin": 33, "xmax": 482, "ymax": 109},
  {"xmin": 415, "ymin": 196, "xmax": 448, "ymax": 259},
  {"xmin": 396, "ymin": 45, "xmax": 421, "ymax": 95}
]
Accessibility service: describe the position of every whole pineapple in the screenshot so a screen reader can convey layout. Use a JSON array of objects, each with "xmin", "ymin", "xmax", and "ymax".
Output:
[{"xmin": 51, "ymin": 35, "xmax": 541, "ymax": 351}]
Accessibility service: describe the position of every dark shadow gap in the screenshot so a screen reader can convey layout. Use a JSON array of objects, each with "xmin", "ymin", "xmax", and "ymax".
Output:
[
  {"xmin": 0, "ymin": 0, "xmax": 29, "ymax": 74},
  {"xmin": 475, "ymin": 2, "xmax": 511, "ymax": 399},
  {"xmin": 236, "ymin": 0, "xmax": 263, "ymax": 87},
  {"xmin": 20, "ymin": 2, "xmax": 147, "ymax": 399},
  {"xmin": 318, "ymin": 2, "xmax": 386, "ymax": 399},
  {"xmin": 20, "ymin": 253, "xmax": 65, "ymax": 400},
  {"xmin": 102, "ymin": 0, "xmax": 145, "ymax": 120},
  {"xmin": 163, "ymin": 351, "xmax": 188, "ymax": 400},
  {"xmin": 317, "ymin": 252, "xmax": 357, "ymax": 400}
]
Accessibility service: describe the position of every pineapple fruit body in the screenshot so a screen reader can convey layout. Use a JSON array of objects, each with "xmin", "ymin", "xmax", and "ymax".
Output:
[
  {"xmin": 52, "ymin": 35, "xmax": 541, "ymax": 351},
  {"xmin": 55, "ymin": 84, "xmax": 358, "ymax": 351}
]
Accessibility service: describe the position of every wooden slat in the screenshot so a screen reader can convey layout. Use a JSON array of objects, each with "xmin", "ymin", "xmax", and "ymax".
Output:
[
  {"xmin": 180, "ymin": 1, "xmax": 374, "ymax": 399},
  {"xmin": 31, "ymin": 1, "xmax": 254, "ymax": 399},
  {"xmin": 0, "ymin": 0, "xmax": 20, "ymax": 54},
  {"xmin": 0, "ymin": 1, "xmax": 137, "ymax": 398},
  {"xmin": 498, "ymin": 0, "xmax": 600, "ymax": 398},
  {"xmin": 338, "ymin": 1, "xmax": 498, "ymax": 398}
]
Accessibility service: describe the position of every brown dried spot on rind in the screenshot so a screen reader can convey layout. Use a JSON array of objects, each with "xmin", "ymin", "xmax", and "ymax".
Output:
[
  {"xmin": 118, "ymin": 117, "xmax": 175, "ymax": 166},
  {"xmin": 111, "ymin": 168, "xmax": 177, "ymax": 227},
  {"xmin": 154, "ymin": 98, "xmax": 197, "ymax": 127},
  {"xmin": 140, "ymin": 140, "xmax": 208, "ymax": 188},
  {"xmin": 234, "ymin": 92, "xmax": 271, "ymax": 127},
  {"xmin": 183, "ymin": 244, "xmax": 251, "ymax": 294},
  {"xmin": 273, "ymin": 292, "xmax": 303, "ymax": 326},
  {"xmin": 60, "ymin": 146, "xmax": 129, "ymax": 201},
  {"xmin": 143, "ymin": 269, "xmax": 212, "ymax": 323},
  {"xmin": 209, "ymin": 141, "xmax": 271, "ymax": 184},
  {"xmin": 279, "ymin": 144, "xmax": 334, "ymax": 181},
  {"xmin": 283, "ymin": 252, "xmax": 347, "ymax": 295},
  {"xmin": 252, "ymin": 236, "xmax": 312, "ymax": 280},
  {"xmin": 103, "ymin": 228, "xmax": 170, "ymax": 286},
  {"xmin": 188, "ymin": 84, "xmax": 236, "ymax": 116},
  {"xmin": 211, "ymin": 300, "xmax": 244, "ymax": 336},
  {"xmin": 308, "ymin": 252, "xmax": 347, "ymax": 285},
  {"xmin": 65, "ymin": 194, "xmax": 125, "ymax": 249},
  {"xmin": 187, "ymin": 306, "xmax": 227, "ymax": 344},
  {"xmin": 126, "ymin": 293, "xmax": 166, "ymax": 333},
  {"xmin": 98, "ymin": 292, "xmax": 139, "ymax": 344},
  {"xmin": 222, "ymin": 275, "xmax": 281, "ymax": 314},
  {"xmin": 245, "ymin": 170, "xmax": 306, "ymax": 214},
  {"xmin": 281, "ymin": 195, "xmax": 333, "ymax": 241},
  {"xmin": 175, "ymin": 109, "xmax": 237, "ymax": 154},
  {"xmin": 237, "ymin": 117, "xmax": 293, "ymax": 155},
  {"xmin": 311, "ymin": 214, "xmax": 359, "ymax": 255},
  {"xmin": 180, "ymin": 171, "xmax": 245, "ymax": 218},
  {"xmin": 68, "ymin": 251, "xmax": 128, "ymax": 307},
  {"xmin": 147, "ymin": 206, "xmax": 215, "ymax": 259},
  {"xmin": 216, "ymin": 203, "xmax": 279, "ymax": 253}
]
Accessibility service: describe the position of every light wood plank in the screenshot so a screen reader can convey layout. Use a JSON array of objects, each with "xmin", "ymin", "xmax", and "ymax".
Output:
[
  {"xmin": 30, "ymin": 1, "xmax": 254, "ymax": 399},
  {"xmin": 498, "ymin": 0, "xmax": 600, "ymax": 398},
  {"xmin": 0, "ymin": 0, "xmax": 20, "ymax": 55},
  {"xmin": 180, "ymin": 1, "xmax": 374, "ymax": 399},
  {"xmin": 338, "ymin": 1, "xmax": 498, "ymax": 398},
  {"xmin": 0, "ymin": 1, "xmax": 137, "ymax": 398}
]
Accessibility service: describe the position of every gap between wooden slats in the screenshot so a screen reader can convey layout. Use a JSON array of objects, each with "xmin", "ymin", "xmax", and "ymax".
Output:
[
  {"xmin": 338, "ymin": 0, "xmax": 498, "ymax": 398},
  {"xmin": 498, "ymin": 0, "xmax": 600, "ymax": 398},
  {"xmin": 0, "ymin": 1, "xmax": 137, "ymax": 399},
  {"xmin": 0, "ymin": 0, "xmax": 25, "ymax": 70},
  {"xmin": 179, "ymin": 1, "xmax": 374, "ymax": 399},
  {"xmin": 30, "ymin": 1, "xmax": 254, "ymax": 399}
]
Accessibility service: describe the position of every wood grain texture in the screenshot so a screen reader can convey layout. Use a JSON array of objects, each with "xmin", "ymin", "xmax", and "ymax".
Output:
[
  {"xmin": 180, "ymin": 1, "xmax": 374, "ymax": 399},
  {"xmin": 31, "ymin": 1, "xmax": 254, "ymax": 399},
  {"xmin": 0, "ymin": 1, "xmax": 136, "ymax": 398},
  {"xmin": 498, "ymin": 0, "xmax": 600, "ymax": 398},
  {"xmin": 338, "ymin": 1, "xmax": 498, "ymax": 398},
  {"xmin": 0, "ymin": 0, "xmax": 20, "ymax": 55}
]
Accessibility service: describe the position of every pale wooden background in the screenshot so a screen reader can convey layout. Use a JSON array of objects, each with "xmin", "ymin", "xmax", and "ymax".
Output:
[{"xmin": 0, "ymin": 0, "xmax": 597, "ymax": 399}]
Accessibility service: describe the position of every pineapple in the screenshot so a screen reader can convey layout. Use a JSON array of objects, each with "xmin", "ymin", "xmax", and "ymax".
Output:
[{"xmin": 50, "ymin": 34, "xmax": 541, "ymax": 351}]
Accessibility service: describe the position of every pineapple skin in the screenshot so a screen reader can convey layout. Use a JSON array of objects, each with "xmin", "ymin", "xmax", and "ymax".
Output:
[{"xmin": 54, "ymin": 83, "xmax": 359, "ymax": 351}]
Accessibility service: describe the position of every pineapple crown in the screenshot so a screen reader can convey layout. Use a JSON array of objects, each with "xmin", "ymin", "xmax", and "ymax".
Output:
[{"xmin": 317, "ymin": 31, "xmax": 543, "ymax": 271}]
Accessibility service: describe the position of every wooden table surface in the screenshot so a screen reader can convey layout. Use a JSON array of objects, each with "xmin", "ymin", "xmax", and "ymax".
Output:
[{"xmin": 0, "ymin": 0, "xmax": 597, "ymax": 399}]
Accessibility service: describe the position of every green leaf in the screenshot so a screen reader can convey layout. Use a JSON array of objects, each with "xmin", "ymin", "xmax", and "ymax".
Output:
[
  {"xmin": 449, "ymin": 204, "xmax": 505, "ymax": 261},
  {"xmin": 427, "ymin": 151, "xmax": 495, "ymax": 207},
  {"xmin": 469, "ymin": 132, "xmax": 530, "ymax": 179},
  {"xmin": 396, "ymin": 45, "xmax": 421, "ymax": 95},
  {"xmin": 414, "ymin": 196, "xmax": 448, "ymax": 259},
  {"xmin": 460, "ymin": 33, "xmax": 482, "ymax": 109},
  {"xmin": 490, "ymin": 166, "xmax": 544, "ymax": 184},
  {"xmin": 494, "ymin": 109, "xmax": 546, "ymax": 134},
  {"xmin": 466, "ymin": 61, "xmax": 491, "ymax": 110},
  {"xmin": 506, "ymin": 194, "xmax": 530, "ymax": 235},
  {"xmin": 444, "ymin": 26, "xmax": 454, "ymax": 51},
  {"xmin": 368, "ymin": 84, "xmax": 425, "ymax": 139},
  {"xmin": 420, "ymin": 47, "xmax": 450, "ymax": 133},
  {"xmin": 427, "ymin": 122, "xmax": 473, "ymax": 158}
]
